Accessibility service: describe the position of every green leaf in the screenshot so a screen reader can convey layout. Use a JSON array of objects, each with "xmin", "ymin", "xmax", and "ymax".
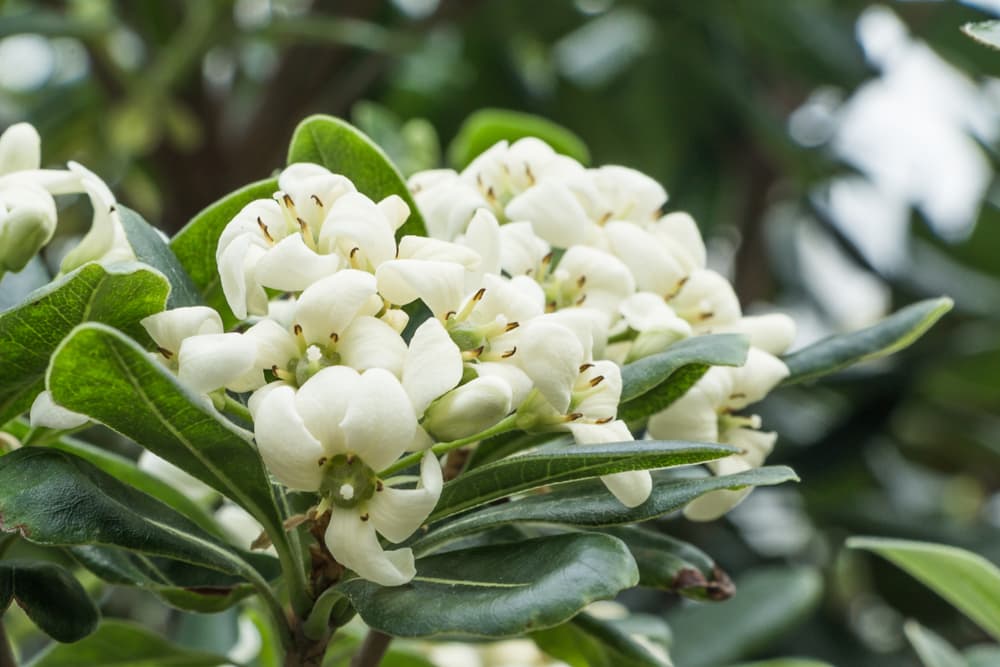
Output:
[
  {"xmin": 781, "ymin": 298, "xmax": 952, "ymax": 385},
  {"xmin": 666, "ymin": 566, "xmax": 823, "ymax": 667},
  {"xmin": 47, "ymin": 322, "xmax": 284, "ymax": 544},
  {"xmin": 337, "ymin": 533, "xmax": 637, "ymax": 638},
  {"xmin": 170, "ymin": 178, "xmax": 278, "ymax": 322},
  {"xmin": 352, "ymin": 101, "xmax": 441, "ymax": 176},
  {"xmin": 619, "ymin": 334, "xmax": 749, "ymax": 422},
  {"xmin": 0, "ymin": 560, "xmax": 99, "ymax": 643},
  {"xmin": 0, "ymin": 448, "xmax": 259, "ymax": 577},
  {"xmin": 118, "ymin": 206, "xmax": 201, "ymax": 309},
  {"xmin": 903, "ymin": 620, "xmax": 966, "ymax": 667},
  {"xmin": 431, "ymin": 439, "xmax": 739, "ymax": 521},
  {"xmin": 286, "ymin": 114, "xmax": 427, "ymax": 237},
  {"xmin": 963, "ymin": 21, "xmax": 1000, "ymax": 50},
  {"xmin": 416, "ymin": 467, "xmax": 798, "ymax": 551},
  {"xmin": 599, "ymin": 525, "xmax": 734, "ymax": 600},
  {"xmin": 848, "ymin": 537, "xmax": 1000, "ymax": 642},
  {"xmin": 965, "ymin": 645, "xmax": 1000, "ymax": 667},
  {"xmin": 722, "ymin": 661, "xmax": 835, "ymax": 667},
  {"xmin": 447, "ymin": 108, "xmax": 591, "ymax": 169},
  {"xmin": 0, "ymin": 262, "xmax": 169, "ymax": 425},
  {"xmin": 532, "ymin": 612, "xmax": 670, "ymax": 667},
  {"xmin": 29, "ymin": 619, "xmax": 231, "ymax": 667}
]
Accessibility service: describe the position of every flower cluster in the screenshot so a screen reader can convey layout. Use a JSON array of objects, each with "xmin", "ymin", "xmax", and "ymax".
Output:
[{"xmin": 104, "ymin": 137, "xmax": 795, "ymax": 587}]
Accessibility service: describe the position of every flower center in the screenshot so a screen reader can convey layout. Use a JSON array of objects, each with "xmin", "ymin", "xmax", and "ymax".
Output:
[{"xmin": 319, "ymin": 455, "xmax": 378, "ymax": 509}]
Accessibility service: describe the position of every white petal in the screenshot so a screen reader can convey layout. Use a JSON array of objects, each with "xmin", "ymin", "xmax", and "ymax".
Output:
[
  {"xmin": 59, "ymin": 163, "xmax": 136, "ymax": 271},
  {"xmin": 377, "ymin": 194, "xmax": 410, "ymax": 231},
  {"xmin": 475, "ymin": 273, "xmax": 544, "ymax": 324},
  {"xmin": 574, "ymin": 360, "xmax": 622, "ymax": 419},
  {"xmin": 719, "ymin": 427, "xmax": 776, "ymax": 470},
  {"xmin": 682, "ymin": 456, "xmax": 755, "ymax": 522},
  {"xmin": 177, "ymin": 333, "xmax": 257, "ymax": 394},
  {"xmin": 216, "ymin": 200, "xmax": 285, "ymax": 257},
  {"xmin": 368, "ymin": 451, "xmax": 442, "ymax": 543},
  {"xmin": 397, "ymin": 235, "xmax": 481, "ymax": 268},
  {"xmin": 646, "ymin": 383, "xmax": 720, "ymax": 443},
  {"xmin": 402, "ymin": 317, "xmax": 462, "ymax": 416},
  {"xmin": 474, "ymin": 362, "xmax": 533, "ymax": 408},
  {"xmin": 721, "ymin": 313, "xmax": 797, "ymax": 356},
  {"xmin": 218, "ymin": 234, "xmax": 269, "ymax": 320},
  {"xmin": 254, "ymin": 234, "xmax": 343, "ymax": 292},
  {"xmin": 251, "ymin": 384, "xmax": 328, "ymax": 491},
  {"xmin": 498, "ymin": 221, "xmax": 549, "ymax": 277},
  {"xmin": 278, "ymin": 163, "xmax": 356, "ymax": 228},
  {"xmin": 339, "ymin": 369, "xmax": 417, "ymax": 471},
  {"xmin": 294, "ymin": 366, "xmax": 360, "ymax": 455},
  {"xmin": 295, "ymin": 270, "xmax": 379, "ymax": 343},
  {"xmin": 141, "ymin": 306, "xmax": 223, "ymax": 354},
  {"xmin": 670, "ymin": 270, "xmax": 742, "ymax": 331},
  {"xmin": 138, "ymin": 450, "xmax": 215, "ymax": 503},
  {"xmin": 29, "ymin": 390, "xmax": 88, "ymax": 430},
  {"xmin": 0, "ymin": 123, "xmax": 40, "ymax": 174},
  {"xmin": 319, "ymin": 192, "xmax": 397, "ymax": 268},
  {"xmin": 601, "ymin": 471, "xmax": 653, "ymax": 508},
  {"xmin": 653, "ymin": 211, "xmax": 706, "ymax": 270},
  {"xmin": 725, "ymin": 348, "xmax": 789, "ymax": 410},
  {"xmin": 423, "ymin": 376, "xmax": 513, "ymax": 441},
  {"xmin": 605, "ymin": 222, "xmax": 685, "ymax": 295},
  {"xmin": 375, "ymin": 259, "xmax": 466, "ymax": 318},
  {"xmin": 567, "ymin": 419, "xmax": 632, "ymax": 445},
  {"xmin": 505, "ymin": 182, "xmax": 589, "ymax": 248},
  {"xmin": 557, "ymin": 245, "xmax": 635, "ymax": 314},
  {"xmin": 512, "ymin": 321, "xmax": 584, "ymax": 414},
  {"xmin": 588, "ymin": 165, "xmax": 666, "ymax": 223},
  {"xmin": 325, "ymin": 508, "xmax": 416, "ymax": 586},
  {"xmin": 619, "ymin": 293, "xmax": 680, "ymax": 332},
  {"xmin": 461, "ymin": 208, "xmax": 502, "ymax": 277},
  {"xmin": 244, "ymin": 319, "xmax": 299, "ymax": 370},
  {"xmin": 338, "ymin": 316, "xmax": 408, "ymax": 376}
]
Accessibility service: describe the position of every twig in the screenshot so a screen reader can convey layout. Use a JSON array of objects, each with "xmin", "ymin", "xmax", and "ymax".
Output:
[{"xmin": 349, "ymin": 630, "xmax": 391, "ymax": 667}]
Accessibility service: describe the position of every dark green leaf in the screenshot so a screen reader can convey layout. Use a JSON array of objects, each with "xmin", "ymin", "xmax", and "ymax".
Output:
[
  {"xmin": 29, "ymin": 619, "xmax": 231, "ymax": 667},
  {"xmin": 465, "ymin": 432, "xmax": 571, "ymax": 470},
  {"xmin": 963, "ymin": 21, "xmax": 1000, "ymax": 50},
  {"xmin": 48, "ymin": 322, "xmax": 284, "ymax": 544},
  {"xmin": 781, "ymin": 298, "xmax": 952, "ymax": 385},
  {"xmin": 532, "ymin": 612, "xmax": 670, "ymax": 667},
  {"xmin": 417, "ymin": 467, "xmax": 798, "ymax": 551},
  {"xmin": 0, "ymin": 262, "xmax": 169, "ymax": 425},
  {"xmin": 432, "ymin": 440, "xmax": 737, "ymax": 521},
  {"xmin": 170, "ymin": 178, "xmax": 278, "ymax": 323},
  {"xmin": 286, "ymin": 114, "xmax": 427, "ymax": 237},
  {"xmin": 600, "ymin": 525, "xmax": 734, "ymax": 600},
  {"xmin": 0, "ymin": 560, "xmax": 99, "ymax": 643},
  {"xmin": 666, "ymin": 566, "xmax": 823, "ymax": 667},
  {"xmin": 447, "ymin": 108, "xmax": 591, "ymax": 169},
  {"xmin": 0, "ymin": 447, "xmax": 256, "ymax": 577},
  {"xmin": 619, "ymin": 334, "xmax": 749, "ymax": 422},
  {"xmin": 848, "ymin": 537, "xmax": 1000, "ymax": 641},
  {"xmin": 338, "ymin": 533, "xmax": 637, "ymax": 638},
  {"xmin": 119, "ymin": 206, "xmax": 201, "ymax": 308}
]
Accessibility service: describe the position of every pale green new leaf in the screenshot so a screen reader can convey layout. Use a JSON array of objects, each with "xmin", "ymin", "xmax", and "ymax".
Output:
[
  {"xmin": 963, "ymin": 21, "xmax": 1000, "ymax": 50},
  {"xmin": 848, "ymin": 537, "xmax": 1000, "ymax": 642},
  {"xmin": 903, "ymin": 620, "xmax": 966, "ymax": 667}
]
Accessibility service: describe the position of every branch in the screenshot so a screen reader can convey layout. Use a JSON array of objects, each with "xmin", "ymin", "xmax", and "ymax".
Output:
[{"xmin": 349, "ymin": 630, "xmax": 391, "ymax": 667}]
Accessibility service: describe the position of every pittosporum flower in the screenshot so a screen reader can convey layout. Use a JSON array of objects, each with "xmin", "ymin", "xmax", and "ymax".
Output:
[
  {"xmin": 58, "ymin": 162, "xmax": 136, "ymax": 273},
  {"xmin": 249, "ymin": 367, "xmax": 442, "ymax": 586},
  {"xmin": 647, "ymin": 348, "xmax": 791, "ymax": 520}
]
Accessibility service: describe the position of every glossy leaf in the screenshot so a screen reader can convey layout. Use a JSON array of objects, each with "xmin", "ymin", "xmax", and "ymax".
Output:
[
  {"xmin": 903, "ymin": 620, "xmax": 965, "ymax": 667},
  {"xmin": 532, "ymin": 611, "xmax": 670, "ymax": 667},
  {"xmin": 465, "ymin": 431, "xmax": 571, "ymax": 470},
  {"xmin": 47, "ymin": 322, "xmax": 284, "ymax": 543},
  {"xmin": 619, "ymin": 334, "xmax": 749, "ymax": 422},
  {"xmin": 667, "ymin": 566, "xmax": 823, "ymax": 667},
  {"xmin": 848, "ymin": 537, "xmax": 1000, "ymax": 641},
  {"xmin": 781, "ymin": 298, "xmax": 952, "ymax": 385},
  {"xmin": 0, "ymin": 447, "xmax": 257, "ymax": 578},
  {"xmin": 119, "ymin": 206, "xmax": 201, "ymax": 308},
  {"xmin": 416, "ymin": 466, "xmax": 798, "ymax": 550},
  {"xmin": 600, "ymin": 525, "xmax": 734, "ymax": 600},
  {"xmin": 170, "ymin": 178, "xmax": 278, "ymax": 321},
  {"xmin": 963, "ymin": 21, "xmax": 1000, "ymax": 50},
  {"xmin": 448, "ymin": 108, "xmax": 591, "ymax": 168},
  {"xmin": 431, "ymin": 439, "xmax": 739, "ymax": 521},
  {"xmin": 0, "ymin": 560, "xmax": 99, "ymax": 643},
  {"xmin": 337, "ymin": 533, "xmax": 637, "ymax": 638},
  {"xmin": 0, "ymin": 262, "xmax": 169, "ymax": 425},
  {"xmin": 29, "ymin": 619, "xmax": 231, "ymax": 667},
  {"xmin": 286, "ymin": 114, "xmax": 427, "ymax": 237}
]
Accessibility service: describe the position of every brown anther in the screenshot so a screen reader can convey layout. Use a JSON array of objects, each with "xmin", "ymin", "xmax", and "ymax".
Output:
[
  {"xmin": 251, "ymin": 532, "xmax": 273, "ymax": 551},
  {"xmin": 318, "ymin": 457, "xmax": 328, "ymax": 467},
  {"xmin": 296, "ymin": 217, "xmax": 309, "ymax": 234},
  {"xmin": 282, "ymin": 193, "xmax": 295, "ymax": 208},
  {"xmin": 486, "ymin": 186, "xmax": 496, "ymax": 201},
  {"xmin": 476, "ymin": 173, "xmax": 484, "ymax": 188},
  {"xmin": 471, "ymin": 345, "xmax": 485, "ymax": 358},
  {"xmin": 699, "ymin": 311, "xmax": 715, "ymax": 321},
  {"xmin": 257, "ymin": 217, "xmax": 274, "ymax": 242},
  {"xmin": 376, "ymin": 480, "xmax": 384, "ymax": 492},
  {"xmin": 350, "ymin": 247, "xmax": 360, "ymax": 258},
  {"xmin": 282, "ymin": 514, "xmax": 311, "ymax": 530},
  {"xmin": 473, "ymin": 287, "xmax": 486, "ymax": 301},
  {"xmin": 445, "ymin": 310, "xmax": 457, "ymax": 320},
  {"xmin": 360, "ymin": 513, "xmax": 370, "ymax": 522},
  {"xmin": 546, "ymin": 301, "xmax": 557, "ymax": 312},
  {"xmin": 576, "ymin": 275, "xmax": 587, "ymax": 288},
  {"xmin": 565, "ymin": 412, "xmax": 584, "ymax": 422},
  {"xmin": 525, "ymin": 163, "xmax": 536, "ymax": 185},
  {"xmin": 575, "ymin": 294, "xmax": 587, "ymax": 306},
  {"xmin": 599, "ymin": 211, "xmax": 613, "ymax": 225},
  {"xmin": 346, "ymin": 454, "xmax": 355, "ymax": 464},
  {"xmin": 589, "ymin": 375, "xmax": 605, "ymax": 387},
  {"xmin": 501, "ymin": 346, "xmax": 517, "ymax": 358},
  {"xmin": 293, "ymin": 323, "xmax": 303, "ymax": 336},
  {"xmin": 729, "ymin": 392, "xmax": 747, "ymax": 400},
  {"xmin": 109, "ymin": 204, "xmax": 117, "ymax": 213},
  {"xmin": 156, "ymin": 346, "xmax": 174, "ymax": 359},
  {"xmin": 541, "ymin": 252, "xmax": 554, "ymax": 265},
  {"xmin": 579, "ymin": 363, "xmax": 594, "ymax": 372},
  {"xmin": 505, "ymin": 321, "xmax": 520, "ymax": 332},
  {"xmin": 501, "ymin": 163, "xmax": 510, "ymax": 175},
  {"xmin": 311, "ymin": 194, "xmax": 323, "ymax": 207},
  {"xmin": 595, "ymin": 416, "xmax": 615, "ymax": 424},
  {"xmin": 329, "ymin": 332, "xmax": 339, "ymax": 343}
]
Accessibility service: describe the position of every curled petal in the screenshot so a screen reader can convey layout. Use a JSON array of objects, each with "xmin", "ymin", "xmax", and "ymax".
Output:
[
  {"xmin": 498, "ymin": 221, "xmax": 549, "ymax": 277},
  {"xmin": 721, "ymin": 313, "xmax": 797, "ymax": 356},
  {"xmin": 251, "ymin": 384, "xmax": 328, "ymax": 491},
  {"xmin": 475, "ymin": 362, "xmax": 533, "ymax": 409},
  {"xmin": 402, "ymin": 317, "xmax": 462, "ymax": 416},
  {"xmin": 254, "ymin": 234, "xmax": 343, "ymax": 292},
  {"xmin": 605, "ymin": 222, "xmax": 685, "ymax": 296},
  {"xmin": 574, "ymin": 360, "xmax": 622, "ymax": 418},
  {"xmin": 218, "ymin": 234, "xmax": 269, "ymax": 320},
  {"xmin": 726, "ymin": 348, "xmax": 789, "ymax": 410},
  {"xmin": 29, "ymin": 390, "xmax": 88, "ymax": 430},
  {"xmin": 375, "ymin": 259, "xmax": 465, "ymax": 319},
  {"xmin": 177, "ymin": 333, "xmax": 257, "ymax": 394},
  {"xmin": 601, "ymin": 471, "xmax": 653, "ymax": 509},
  {"xmin": 141, "ymin": 306, "xmax": 223, "ymax": 355},
  {"xmin": 652, "ymin": 211, "xmax": 706, "ymax": 271},
  {"xmin": 505, "ymin": 181, "xmax": 588, "ymax": 249},
  {"xmin": 319, "ymin": 192, "xmax": 397, "ymax": 267},
  {"xmin": 397, "ymin": 235, "xmax": 481, "ymax": 268},
  {"xmin": 377, "ymin": 195, "xmax": 410, "ymax": 231},
  {"xmin": 461, "ymin": 208, "xmax": 502, "ymax": 278},
  {"xmin": 325, "ymin": 508, "xmax": 416, "ymax": 587},
  {"xmin": 217, "ymin": 200, "xmax": 286, "ymax": 257},
  {"xmin": 368, "ymin": 451, "xmax": 443, "ymax": 543},
  {"xmin": 278, "ymin": 163, "xmax": 356, "ymax": 229},
  {"xmin": 646, "ymin": 382, "xmax": 720, "ymax": 443},
  {"xmin": 682, "ymin": 456, "xmax": 756, "ymax": 522},
  {"xmin": 295, "ymin": 270, "xmax": 380, "ymax": 344},
  {"xmin": 339, "ymin": 369, "xmax": 417, "ymax": 471},
  {"xmin": 294, "ymin": 365, "xmax": 360, "ymax": 456},
  {"xmin": 338, "ymin": 316, "xmax": 408, "ymax": 377},
  {"xmin": 423, "ymin": 376, "xmax": 513, "ymax": 441},
  {"xmin": 512, "ymin": 321, "xmax": 583, "ymax": 414},
  {"xmin": 670, "ymin": 270, "xmax": 741, "ymax": 331}
]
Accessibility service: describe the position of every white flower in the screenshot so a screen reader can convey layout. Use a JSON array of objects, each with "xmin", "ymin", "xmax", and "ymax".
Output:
[
  {"xmin": 138, "ymin": 450, "xmax": 216, "ymax": 504},
  {"xmin": 647, "ymin": 348, "xmax": 790, "ymax": 520},
  {"xmin": 0, "ymin": 179, "xmax": 57, "ymax": 273},
  {"xmin": 141, "ymin": 306, "xmax": 257, "ymax": 396},
  {"xmin": 249, "ymin": 367, "xmax": 442, "ymax": 586},
  {"xmin": 617, "ymin": 292, "xmax": 692, "ymax": 361},
  {"xmin": 422, "ymin": 376, "xmax": 513, "ymax": 441},
  {"xmin": 29, "ymin": 390, "xmax": 88, "ymax": 430},
  {"xmin": 717, "ymin": 312, "xmax": 797, "ymax": 355},
  {"xmin": 58, "ymin": 162, "xmax": 135, "ymax": 272}
]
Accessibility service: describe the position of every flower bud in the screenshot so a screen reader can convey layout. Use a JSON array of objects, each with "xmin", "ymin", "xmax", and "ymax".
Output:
[
  {"xmin": 423, "ymin": 376, "xmax": 513, "ymax": 441},
  {"xmin": 0, "ymin": 123, "xmax": 41, "ymax": 175},
  {"xmin": 0, "ymin": 182, "xmax": 57, "ymax": 273}
]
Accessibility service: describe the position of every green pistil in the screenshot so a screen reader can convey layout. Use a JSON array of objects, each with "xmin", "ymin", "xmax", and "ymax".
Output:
[{"xmin": 319, "ymin": 454, "xmax": 378, "ymax": 509}]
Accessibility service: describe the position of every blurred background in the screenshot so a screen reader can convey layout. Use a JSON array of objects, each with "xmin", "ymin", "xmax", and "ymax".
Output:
[{"xmin": 2, "ymin": 0, "xmax": 1000, "ymax": 665}]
